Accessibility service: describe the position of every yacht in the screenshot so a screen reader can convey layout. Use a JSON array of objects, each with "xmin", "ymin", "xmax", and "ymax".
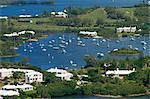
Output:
[
  {"xmin": 68, "ymin": 39, "xmax": 72, "ymax": 43},
  {"xmin": 62, "ymin": 49, "xmax": 67, "ymax": 53},
  {"xmin": 130, "ymin": 37, "xmax": 135, "ymax": 41},
  {"xmin": 97, "ymin": 53, "xmax": 104, "ymax": 58},
  {"xmin": 52, "ymin": 40, "xmax": 55, "ymax": 43},
  {"xmin": 24, "ymin": 49, "xmax": 27, "ymax": 52},
  {"xmin": 29, "ymin": 50, "xmax": 32, "ymax": 53},
  {"xmin": 102, "ymin": 39, "xmax": 106, "ymax": 42},
  {"xmin": 143, "ymin": 47, "xmax": 146, "ymax": 50},
  {"xmin": 141, "ymin": 41, "xmax": 147, "ymax": 45},
  {"xmin": 53, "ymin": 46, "xmax": 59, "ymax": 50},
  {"xmin": 48, "ymin": 45, "xmax": 53, "ymax": 47},
  {"xmin": 96, "ymin": 43, "xmax": 100, "ymax": 46},
  {"xmin": 135, "ymin": 48, "xmax": 139, "ymax": 50},
  {"xmin": 59, "ymin": 36, "xmax": 62, "ymax": 39},
  {"xmin": 59, "ymin": 44, "xmax": 66, "ymax": 48},
  {"xmin": 42, "ymin": 48, "xmax": 47, "ymax": 51}
]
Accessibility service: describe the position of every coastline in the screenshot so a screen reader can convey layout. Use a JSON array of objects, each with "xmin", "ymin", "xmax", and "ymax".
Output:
[
  {"xmin": 94, "ymin": 92, "xmax": 150, "ymax": 98},
  {"xmin": 0, "ymin": 54, "xmax": 19, "ymax": 58}
]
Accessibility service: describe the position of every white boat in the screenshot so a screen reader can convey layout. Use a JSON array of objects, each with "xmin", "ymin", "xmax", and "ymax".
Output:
[
  {"xmin": 59, "ymin": 36, "xmax": 62, "ymax": 39},
  {"xmin": 48, "ymin": 41, "xmax": 52, "ymax": 43},
  {"xmin": 70, "ymin": 60, "xmax": 73, "ymax": 64},
  {"xmin": 116, "ymin": 40, "xmax": 120, "ymax": 43},
  {"xmin": 52, "ymin": 56, "xmax": 54, "ymax": 59},
  {"xmin": 128, "ymin": 45, "xmax": 133, "ymax": 49},
  {"xmin": 97, "ymin": 53, "xmax": 104, "ymax": 58},
  {"xmin": 72, "ymin": 63, "xmax": 77, "ymax": 67},
  {"xmin": 143, "ymin": 47, "xmax": 146, "ymax": 50},
  {"xmin": 59, "ymin": 44, "xmax": 66, "ymax": 48},
  {"xmin": 65, "ymin": 42, "xmax": 69, "ymax": 45},
  {"xmin": 77, "ymin": 37, "xmax": 80, "ymax": 41},
  {"xmin": 24, "ymin": 49, "xmax": 27, "ymax": 52},
  {"xmin": 113, "ymin": 49, "xmax": 118, "ymax": 51},
  {"xmin": 13, "ymin": 47, "xmax": 18, "ymax": 50},
  {"xmin": 135, "ymin": 48, "xmax": 139, "ymax": 50},
  {"xmin": 42, "ymin": 48, "xmax": 47, "ymax": 51},
  {"xmin": 92, "ymin": 39, "xmax": 96, "ymax": 41},
  {"xmin": 130, "ymin": 37, "xmax": 135, "ymax": 41},
  {"xmin": 102, "ymin": 39, "xmax": 106, "ymax": 42},
  {"xmin": 52, "ymin": 40, "xmax": 55, "ymax": 43},
  {"xmin": 62, "ymin": 49, "xmax": 67, "ymax": 53},
  {"xmin": 48, "ymin": 45, "xmax": 53, "ymax": 47},
  {"xmin": 29, "ymin": 50, "xmax": 32, "ymax": 53},
  {"xmin": 96, "ymin": 43, "xmax": 100, "ymax": 46},
  {"xmin": 48, "ymin": 54, "xmax": 50, "ymax": 56},
  {"xmin": 68, "ymin": 39, "xmax": 72, "ymax": 43},
  {"xmin": 53, "ymin": 47, "xmax": 59, "ymax": 50},
  {"xmin": 48, "ymin": 61, "xmax": 52, "ymax": 64},
  {"xmin": 141, "ymin": 41, "xmax": 147, "ymax": 45},
  {"xmin": 0, "ymin": 5, "xmax": 8, "ymax": 8},
  {"xmin": 61, "ymin": 40, "xmax": 66, "ymax": 44}
]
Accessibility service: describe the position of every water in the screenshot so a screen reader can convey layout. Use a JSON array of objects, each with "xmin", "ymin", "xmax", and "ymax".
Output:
[
  {"xmin": 0, "ymin": 0, "xmax": 145, "ymax": 16},
  {"xmin": 1, "ymin": 33, "xmax": 150, "ymax": 70}
]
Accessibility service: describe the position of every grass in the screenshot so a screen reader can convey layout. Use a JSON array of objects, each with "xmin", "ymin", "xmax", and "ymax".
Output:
[{"xmin": 78, "ymin": 8, "xmax": 116, "ymax": 23}]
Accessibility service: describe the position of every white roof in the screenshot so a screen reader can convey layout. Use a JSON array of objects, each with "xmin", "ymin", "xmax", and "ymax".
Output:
[
  {"xmin": 26, "ymin": 31, "xmax": 35, "ymax": 35},
  {"xmin": 56, "ymin": 72, "xmax": 73, "ymax": 77},
  {"xmin": 2, "ymin": 84, "xmax": 33, "ymax": 90},
  {"xmin": 0, "ymin": 90, "xmax": 19, "ymax": 96},
  {"xmin": 79, "ymin": 31, "xmax": 97, "ymax": 35},
  {"xmin": 47, "ymin": 68, "xmax": 68, "ymax": 74},
  {"xmin": 0, "ymin": 16, "xmax": 8, "ymax": 19},
  {"xmin": 106, "ymin": 68, "xmax": 135, "ymax": 75},
  {"xmin": 19, "ymin": 14, "xmax": 32, "ymax": 18},
  {"xmin": 25, "ymin": 71, "xmax": 42, "ymax": 75},
  {"xmin": 0, "ymin": 68, "xmax": 36, "ymax": 73},
  {"xmin": 18, "ymin": 31, "xmax": 26, "ymax": 35}
]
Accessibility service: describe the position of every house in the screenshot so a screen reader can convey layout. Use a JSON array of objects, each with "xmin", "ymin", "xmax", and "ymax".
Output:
[
  {"xmin": 0, "ymin": 68, "xmax": 43, "ymax": 83},
  {"xmin": 0, "ymin": 16, "xmax": 8, "ymax": 20},
  {"xmin": 116, "ymin": 27, "xmax": 137, "ymax": 33},
  {"xmin": 3, "ymin": 30, "xmax": 36, "ymax": 37},
  {"xmin": 47, "ymin": 68, "xmax": 73, "ymax": 81},
  {"xmin": 19, "ymin": 14, "xmax": 32, "ymax": 18},
  {"xmin": 2, "ymin": 84, "xmax": 33, "ymax": 92},
  {"xmin": 18, "ymin": 30, "xmax": 35, "ymax": 35},
  {"xmin": 25, "ymin": 72, "xmax": 43, "ymax": 83},
  {"xmin": 79, "ymin": 31, "xmax": 97, "ymax": 37},
  {"xmin": 3, "ymin": 32, "xmax": 19, "ymax": 37},
  {"xmin": 0, "ymin": 90, "xmax": 19, "ymax": 96},
  {"xmin": 105, "ymin": 68, "xmax": 135, "ymax": 78},
  {"xmin": 51, "ymin": 10, "xmax": 68, "ymax": 18}
]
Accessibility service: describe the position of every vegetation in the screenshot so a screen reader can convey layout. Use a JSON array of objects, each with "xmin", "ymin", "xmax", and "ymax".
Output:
[
  {"xmin": 110, "ymin": 48, "xmax": 142, "ymax": 55},
  {"xmin": 0, "ymin": 4, "xmax": 149, "ymax": 98},
  {"xmin": 0, "ymin": 56, "xmax": 149, "ymax": 98}
]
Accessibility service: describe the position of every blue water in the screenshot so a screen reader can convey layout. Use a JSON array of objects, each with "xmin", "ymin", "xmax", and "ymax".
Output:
[
  {"xmin": 1, "ymin": 33, "xmax": 150, "ymax": 70},
  {"xmin": 0, "ymin": 0, "xmax": 145, "ymax": 16}
]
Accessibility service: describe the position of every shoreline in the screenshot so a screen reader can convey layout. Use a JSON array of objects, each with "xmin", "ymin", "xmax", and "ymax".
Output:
[
  {"xmin": 94, "ymin": 92, "xmax": 150, "ymax": 98},
  {"xmin": 0, "ymin": 54, "xmax": 19, "ymax": 58}
]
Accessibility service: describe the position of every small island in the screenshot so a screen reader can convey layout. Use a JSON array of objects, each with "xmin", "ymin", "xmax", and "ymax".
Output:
[{"xmin": 110, "ymin": 48, "xmax": 142, "ymax": 55}]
